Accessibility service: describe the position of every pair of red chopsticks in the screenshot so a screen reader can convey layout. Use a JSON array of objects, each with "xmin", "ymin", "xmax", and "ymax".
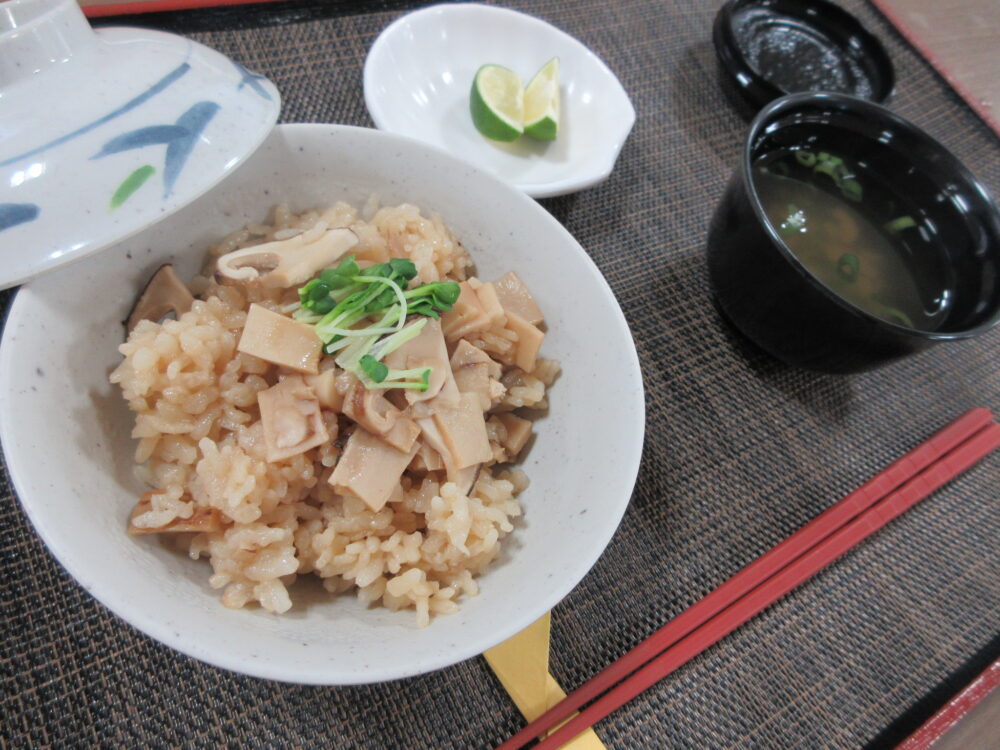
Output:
[{"xmin": 498, "ymin": 407, "xmax": 1000, "ymax": 750}]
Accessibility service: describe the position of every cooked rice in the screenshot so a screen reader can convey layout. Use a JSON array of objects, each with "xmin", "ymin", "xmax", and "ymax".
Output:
[{"xmin": 111, "ymin": 201, "xmax": 555, "ymax": 625}]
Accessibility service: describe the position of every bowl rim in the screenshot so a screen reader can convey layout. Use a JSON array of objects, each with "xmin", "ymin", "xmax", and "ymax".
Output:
[
  {"xmin": 362, "ymin": 2, "xmax": 637, "ymax": 198},
  {"xmin": 741, "ymin": 91, "xmax": 1000, "ymax": 341},
  {"xmin": 0, "ymin": 122, "xmax": 646, "ymax": 684},
  {"xmin": 712, "ymin": 0, "xmax": 895, "ymax": 111}
]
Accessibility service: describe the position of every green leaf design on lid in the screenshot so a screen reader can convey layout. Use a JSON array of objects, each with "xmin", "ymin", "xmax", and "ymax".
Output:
[{"xmin": 110, "ymin": 165, "xmax": 155, "ymax": 210}]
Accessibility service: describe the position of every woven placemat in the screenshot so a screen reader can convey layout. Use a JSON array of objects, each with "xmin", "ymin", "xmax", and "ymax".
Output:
[{"xmin": 3, "ymin": 1, "xmax": 999, "ymax": 747}]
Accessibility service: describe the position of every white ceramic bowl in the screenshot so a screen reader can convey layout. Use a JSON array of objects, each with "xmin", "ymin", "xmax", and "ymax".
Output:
[
  {"xmin": 0, "ymin": 0, "xmax": 280, "ymax": 289},
  {"xmin": 0, "ymin": 124, "xmax": 644, "ymax": 684},
  {"xmin": 364, "ymin": 3, "xmax": 636, "ymax": 198}
]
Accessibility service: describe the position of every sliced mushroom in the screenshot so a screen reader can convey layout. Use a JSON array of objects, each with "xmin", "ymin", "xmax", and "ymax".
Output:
[
  {"xmin": 493, "ymin": 271, "xmax": 543, "ymax": 325},
  {"xmin": 383, "ymin": 416, "xmax": 421, "ymax": 453},
  {"xmin": 305, "ymin": 368, "xmax": 344, "ymax": 412},
  {"xmin": 440, "ymin": 280, "xmax": 490, "ymax": 341},
  {"xmin": 431, "ymin": 392, "xmax": 493, "ymax": 470},
  {"xmin": 328, "ymin": 427, "xmax": 420, "ymax": 511},
  {"xmin": 342, "ymin": 382, "xmax": 420, "ymax": 452},
  {"xmin": 383, "ymin": 318, "xmax": 458, "ymax": 405},
  {"xmin": 215, "ymin": 225, "xmax": 358, "ymax": 288},
  {"xmin": 450, "ymin": 340, "xmax": 503, "ymax": 410},
  {"xmin": 125, "ymin": 264, "xmax": 195, "ymax": 335},
  {"xmin": 504, "ymin": 312, "xmax": 545, "ymax": 373},
  {"xmin": 450, "ymin": 339, "xmax": 502, "ymax": 378},
  {"xmin": 496, "ymin": 412, "xmax": 533, "ymax": 458},
  {"xmin": 468, "ymin": 278, "xmax": 507, "ymax": 329},
  {"xmin": 237, "ymin": 303, "xmax": 321, "ymax": 374},
  {"xmin": 416, "ymin": 416, "xmax": 463, "ymax": 482},
  {"xmin": 258, "ymin": 375, "xmax": 329, "ymax": 462},
  {"xmin": 128, "ymin": 492, "xmax": 225, "ymax": 535},
  {"xmin": 409, "ymin": 440, "xmax": 445, "ymax": 472},
  {"xmin": 343, "ymin": 383, "xmax": 399, "ymax": 435}
]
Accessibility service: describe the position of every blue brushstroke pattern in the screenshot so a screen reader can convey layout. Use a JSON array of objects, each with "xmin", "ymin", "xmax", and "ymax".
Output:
[
  {"xmin": 0, "ymin": 203, "xmax": 40, "ymax": 232},
  {"xmin": 0, "ymin": 64, "xmax": 191, "ymax": 169},
  {"xmin": 163, "ymin": 101, "xmax": 220, "ymax": 198},
  {"xmin": 233, "ymin": 61, "xmax": 273, "ymax": 101},
  {"xmin": 91, "ymin": 125, "xmax": 189, "ymax": 160}
]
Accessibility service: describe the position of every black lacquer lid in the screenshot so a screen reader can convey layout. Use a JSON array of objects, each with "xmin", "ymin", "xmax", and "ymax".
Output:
[{"xmin": 713, "ymin": 0, "xmax": 894, "ymax": 113}]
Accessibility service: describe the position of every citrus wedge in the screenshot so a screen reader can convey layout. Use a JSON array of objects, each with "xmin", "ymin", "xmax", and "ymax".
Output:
[
  {"xmin": 470, "ymin": 65, "xmax": 524, "ymax": 142},
  {"xmin": 523, "ymin": 57, "xmax": 560, "ymax": 141}
]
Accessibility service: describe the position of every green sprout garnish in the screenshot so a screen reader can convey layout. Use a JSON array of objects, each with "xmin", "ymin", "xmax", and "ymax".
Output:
[
  {"xmin": 884, "ymin": 216, "xmax": 916, "ymax": 234},
  {"xmin": 840, "ymin": 179, "xmax": 862, "ymax": 201},
  {"xmin": 795, "ymin": 150, "xmax": 817, "ymax": 167},
  {"xmin": 793, "ymin": 150, "xmax": 863, "ymax": 202},
  {"xmin": 293, "ymin": 256, "xmax": 458, "ymax": 390},
  {"xmin": 358, "ymin": 354, "xmax": 431, "ymax": 391}
]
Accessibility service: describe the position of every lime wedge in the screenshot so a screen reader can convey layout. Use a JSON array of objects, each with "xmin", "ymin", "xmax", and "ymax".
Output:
[
  {"xmin": 523, "ymin": 57, "xmax": 560, "ymax": 141},
  {"xmin": 470, "ymin": 65, "xmax": 524, "ymax": 142}
]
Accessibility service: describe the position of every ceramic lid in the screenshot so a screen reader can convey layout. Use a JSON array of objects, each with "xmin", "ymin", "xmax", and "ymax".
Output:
[{"xmin": 0, "ymin": 0, "xmax": 280, "ymax": 289}]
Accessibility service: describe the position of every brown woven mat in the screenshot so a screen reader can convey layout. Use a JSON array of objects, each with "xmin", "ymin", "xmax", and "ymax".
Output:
[{"xmin": 3, "ymin": 1, "xmax": 999, "ymax": 747}]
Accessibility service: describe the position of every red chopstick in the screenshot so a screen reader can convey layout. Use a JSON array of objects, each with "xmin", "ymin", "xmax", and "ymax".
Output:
[
  {"xmin": 531, "ymin": 420, "xmax": 1000, "ymax": 750},
  {"xmin": 527, "ymin": 420, "xmax": 1000, "ymax": 749},
  {"xmin": 497, "ymin": 408, "xmax": 997, "ymax": 750},
  {"xmin": 81, "ymin": 0, "xmax": 283, "ymax": 18}
]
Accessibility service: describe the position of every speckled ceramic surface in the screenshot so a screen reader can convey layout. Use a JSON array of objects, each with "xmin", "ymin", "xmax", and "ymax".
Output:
[
  {"xmin": 0, "ymin": 123, "xmax": 645, "ymax": 684},
  {"xmin": 364, "ymin": 3, "xmax": 636, "ymax": 198},
  {"xmin": 0, "ymin": 0, "xmax": 279, "ymax": 289}
]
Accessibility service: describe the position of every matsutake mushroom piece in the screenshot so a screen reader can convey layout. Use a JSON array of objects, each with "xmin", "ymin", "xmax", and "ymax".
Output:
[
  {"xmin": 238, "ymin": 303, "xmax": 321, "ymax": 374},
  {"xmin": 467, "ymin": 278, "xmax": 506, "ymax": 329},
  {"xmin": 383, "ymin": 318, "xmax": 458, "ymax": 405},
  {"xmin": 128, "ymin": 492, "xmax": 225, "ymax": 536},
  {"xmin": 329, "ymin": 427, "xmax": 420, "ymax": 511},
  {"xmin": 257, "ymin": 375, "xmax": 329, "ymax": 462},
  {"xmin": 504, "ymin": 312, "xmax": 545, "ymax": 373},
  {"xmin": 125, "ymin": 264, "xmax": 195, "ymax": 334},
  {"xmin": 305, "ymin": 369, "xmax": 344, "ymax": 412},
  {"xmin": 450, "ymin": 340, "xmax": 504, "ymax": 410},
  {"xmin": 440, "ymin": 281, "xmax": 490, "ymax": 341},
  {"xmin": 409, "ymin": 440, "xmax": 445, "ymax": 472},
  {"xmin": 493, "ymin": 271, "xmax": 543, "ymax": 325},
  {"xmin": 496, "ymin": 412, "xmax": 533, "ymax": 457},
  {"xmin": 432, "ymin": 392, "xmax": 493, "ymax": 469},
  {"xmin": 343, "ymin": 383, "xmax": 420, "ymax": 452},
  {"xmin": 215, "ymin": 225, "xmax": 358, "ymax": 289}
]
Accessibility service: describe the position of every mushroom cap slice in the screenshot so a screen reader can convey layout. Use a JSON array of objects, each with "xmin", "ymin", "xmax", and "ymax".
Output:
[
  {"xmin": 125, "ymin": 264, "xmax": 195, "ymax": 335},
  {"xmin": 257, "ymin": 375, "xmax": 329, "ymax": 462},
  {"xmin": 237, "ymin": 304, "xmax": 322, "ymax": 374},
  {"xmin": 329, "ymin": 427, "xmax": 419, "ymax": 512},
  {"xmin": 215, "ymin": 225, "xmax": 358, "ymax": 288}
]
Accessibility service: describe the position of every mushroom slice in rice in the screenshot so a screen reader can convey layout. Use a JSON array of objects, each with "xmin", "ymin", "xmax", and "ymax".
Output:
[
  {"xmin": 238, "ymin": 303, "xmax": 322, "ymax": 374},
  {"xmin": 128, "ymin": 492, "xmax": 226, "ymax": 536},
  {"xmin": 258, "ymin": 375, "xmax": 329, "ymax": 462},
  {"xmin": 493, "ymin": 271, "xmax": 544, "ymax": 326},
  {"xmin": 215, "ymin": 225, "xmax": 358, "ymax": 289},
  {"xmin": 343, "ymin": 383, "xmax": 419, "ymax": 452},
  {"xmin": 328, "ymin": 427, "xmax": 420, "ymax": 511},
  {"xmin": 495, "ymin": 412, "xmax": 533, "ymax": 458},
  {"xmin": 124, "ymin": 264, "xmax": 195, "ymax": 335}
]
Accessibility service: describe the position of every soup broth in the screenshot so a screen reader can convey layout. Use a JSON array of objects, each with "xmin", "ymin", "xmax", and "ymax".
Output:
[{"xmin": 754, "ymin": 149, "xmax": 951, "ymax": 331}]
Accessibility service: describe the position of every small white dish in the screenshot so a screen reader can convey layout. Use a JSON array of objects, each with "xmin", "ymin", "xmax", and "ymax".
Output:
[
  {"xmin": 0, "ymin": 0, "xmax": 280, "ymax": 289},
  {"xmin": 0, "ymin": 123, "xmax": 645, "ymax": 684},
  {"xmin": 364, "ymin": 3, "xmax": 636, "ymax": 198}
]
